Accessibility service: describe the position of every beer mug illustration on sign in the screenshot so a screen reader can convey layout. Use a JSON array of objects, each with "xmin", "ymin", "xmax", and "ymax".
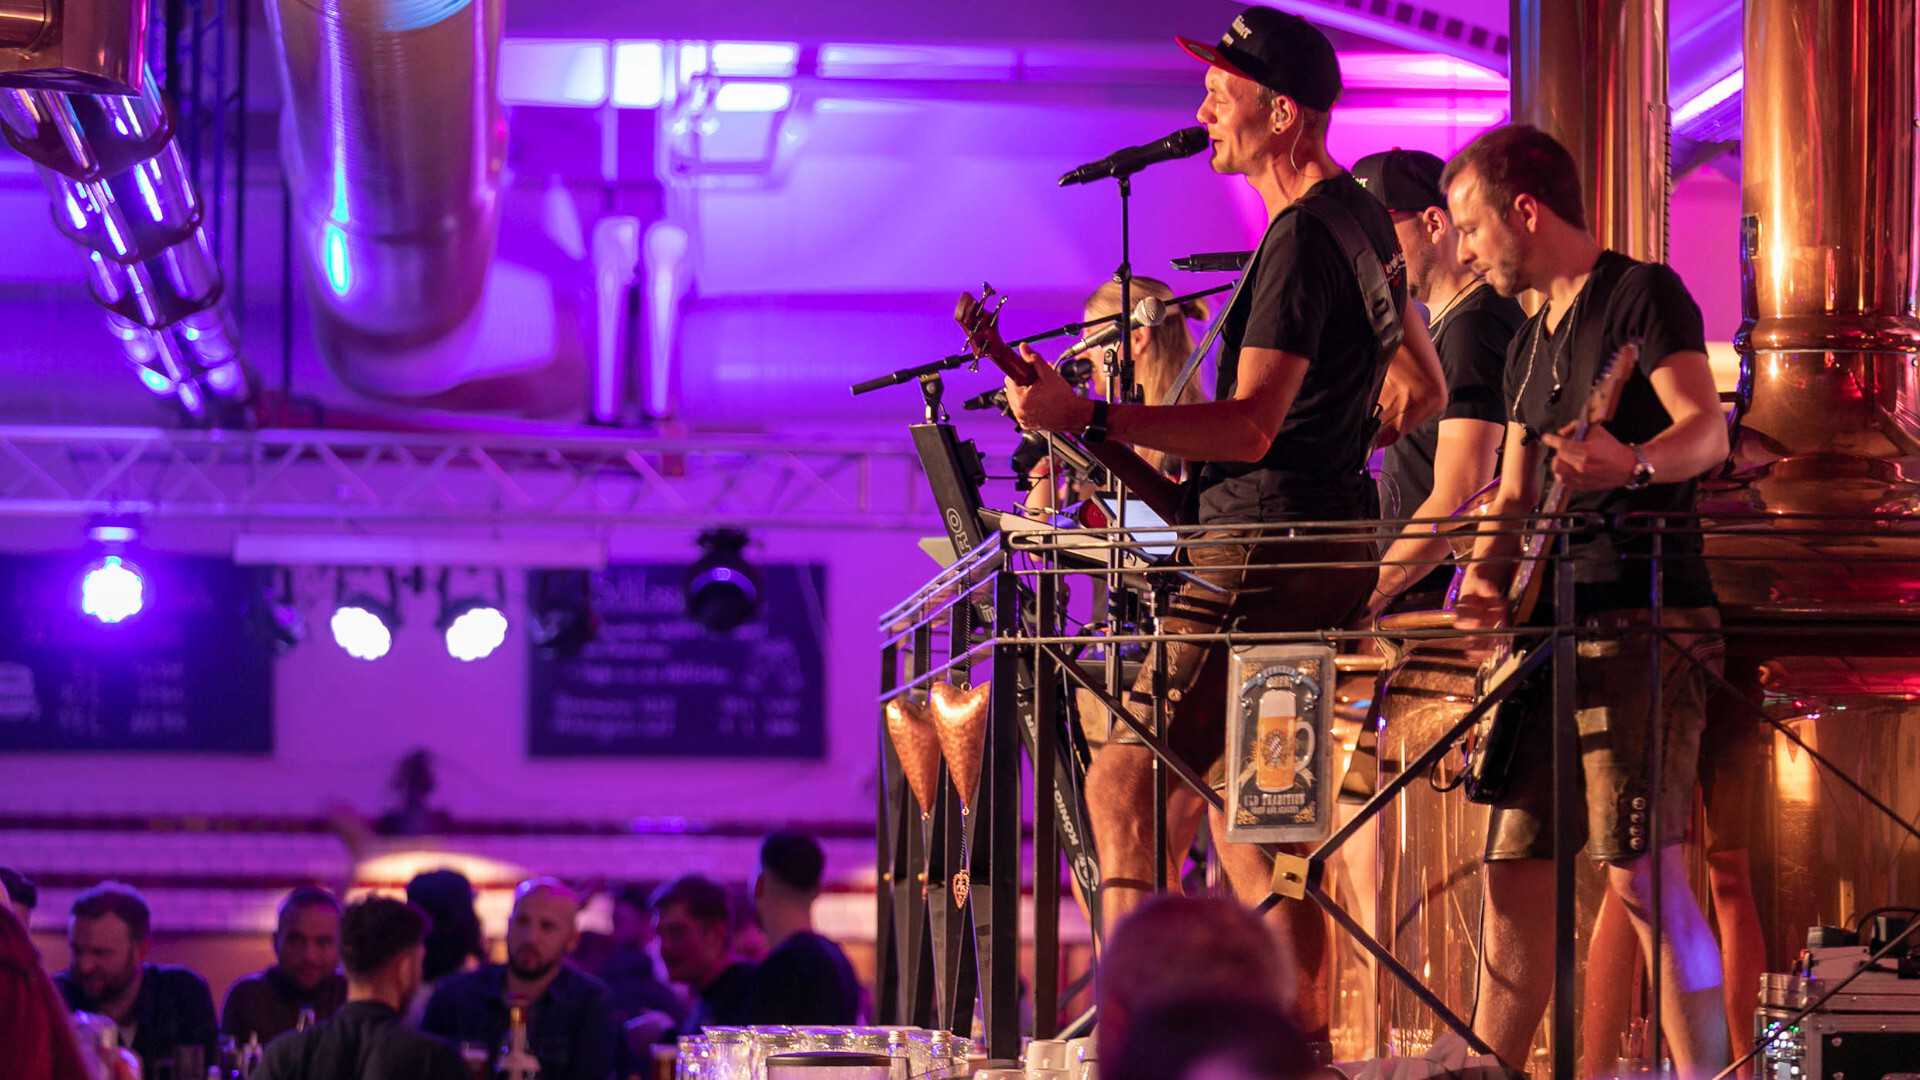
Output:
[{"xmin": 1254, "ymin": 687, "xmax": 1314, "ymax": 792}]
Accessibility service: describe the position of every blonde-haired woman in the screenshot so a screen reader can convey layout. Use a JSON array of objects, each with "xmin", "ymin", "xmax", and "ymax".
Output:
[
  {"xmin": 1024, "ymin": 275, "xmax": 1211, "ymax": 513},
  {"xmin": 1022, "ymin": 275, "xmax": 1215, "ymax": 911}
]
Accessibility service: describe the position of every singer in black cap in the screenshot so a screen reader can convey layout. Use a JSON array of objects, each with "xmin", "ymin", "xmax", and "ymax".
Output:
[
  {"xmin": 1352, "ymin": 148, "xmax": 1524, "ymax": 615},
  {"xmin": 1005, "ymin": 6, "xmax": 1446, "ymax": 1046}
]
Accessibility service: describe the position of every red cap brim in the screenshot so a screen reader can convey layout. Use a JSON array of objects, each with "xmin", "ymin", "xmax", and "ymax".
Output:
[{"xmin": 1175, "ymin": 36, "xmax": 1259, "ymax": 85}]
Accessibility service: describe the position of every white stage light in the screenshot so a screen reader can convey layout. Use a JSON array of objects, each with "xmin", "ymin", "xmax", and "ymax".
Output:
[
  {"xmin": 443, "ymin": 604, "xmax": 509, "ymax": 661},
  {"xmin": 331, "ymin": 602, "xmax": 395, "ymax": 661}
]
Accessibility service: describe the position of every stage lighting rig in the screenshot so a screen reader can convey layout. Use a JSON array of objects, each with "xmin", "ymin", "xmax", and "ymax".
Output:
[
  {"xmin": 331, "ymin": 569, "xmax": 401, "ymax": 661},
  {"xmin": 80, "ymin": 515, "xmax": 145, "ymax": 624},
  {"xmin": 528, "ymin": 569, "xmax": 599, "ymax": 658},
  {"xmin": 437, "ymin": 569, "xmax": 509, "ymax": 662},
  {"xmin": 686, "ymin": 528, "xmax": 761, "ymax": 633},
  {"xmin": 247, "ymin": 568, "xmax": 307, "ymax": 656}
]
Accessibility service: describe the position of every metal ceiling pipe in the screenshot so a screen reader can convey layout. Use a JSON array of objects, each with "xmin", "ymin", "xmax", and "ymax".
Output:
[
  {"xmin": 0, "ymin": 0, "xmax": 49, "ymax": 48},
  {"xmin": 263, "ymin": 0, "xmax": 506, "ymax": 400},
  {"xmin": 1510, "ymin": 0, "xmax": 1669, "ymax": 261},
  {"xmin": 0, "ymin": 0, "xmax": 146, "ymax": 96},
  {"xmin": 0, "ymin": 69, "xmax": 251, "ymax": 420}
]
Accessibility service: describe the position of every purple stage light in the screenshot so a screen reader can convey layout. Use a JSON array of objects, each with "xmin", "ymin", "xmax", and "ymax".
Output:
[{"xmin": 81, "ymin": 554, "xmax": 145, "ymax": 623}]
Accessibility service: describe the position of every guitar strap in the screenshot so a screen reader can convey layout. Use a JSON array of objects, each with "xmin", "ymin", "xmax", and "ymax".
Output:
[
  {"xmin": 1160, "ymin": 222, "xmax": 1272, "ymax": 405},
  {"xmin": 1161, "ymin": 188, "xmax": 1403, "ymax": 426},
  {"xmin": 1566, "ymin": 254, "xmax": 1636, "ymax": 391}
]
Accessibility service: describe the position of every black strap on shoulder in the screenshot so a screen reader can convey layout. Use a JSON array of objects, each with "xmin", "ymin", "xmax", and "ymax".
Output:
[
  {"xmin": 1569, "ymin": 252, "xmax": 1635, "ymax": 369},
  {"xmin": 1290, "ymin": 191, "xmax": 1404, "ymax": 377}
]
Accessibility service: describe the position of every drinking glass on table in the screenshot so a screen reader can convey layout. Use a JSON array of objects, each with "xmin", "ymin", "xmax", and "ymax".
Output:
[
  {"xmin": 702, "ymin": 1028, "xmax": 750, "ymax": 1080},
  {"xmin": 749, "ymin": 1027, "xmax": 801, "ymax": 1078}
]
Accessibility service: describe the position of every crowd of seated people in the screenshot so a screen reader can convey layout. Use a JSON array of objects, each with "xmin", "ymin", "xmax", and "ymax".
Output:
[
  {"xmin": 0, "ymin": 839, "xmax": 1350, "ymax": 1080},
  {"xmin": 0, "ymin": 829, "xmax": 874, "ymax": 1080}
]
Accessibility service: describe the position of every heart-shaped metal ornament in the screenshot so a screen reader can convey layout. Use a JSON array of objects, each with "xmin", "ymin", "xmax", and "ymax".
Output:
[
  {"xmin": 929, "ymin": 680, "xmax": 991, "ymax": 811},
  {"xmin": 884, "ymin": 696, "xmax": 943, "ymax": 816},
  {"xmin": 951, "ymin": 869, "xmax": 971, "ymax": 909}
]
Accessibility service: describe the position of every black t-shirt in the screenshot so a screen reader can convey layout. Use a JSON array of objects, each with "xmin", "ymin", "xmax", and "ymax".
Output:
[
  {"xmin": 254, "ymin": 1001, "xmax": 465, "ymax": 1080},
  {"xmin": 1383, "ymin": 283, "xmax": 1523, "ymax": 595},
  {"xmin": 1383, "ymin": 283, "xmax": 1521, "ymax": 516},
  {"xmin": 739, "ymin": 931, "xmax": 861, "ymax": 1025},
  {"xmin": 1195, "ymin": 172, "xmax": 1408, "ymax": 524},
  {"xmin": 685, "ymin": 961, "xmax": 755, "ymax": 1032},
  {"xmin": 1504, "ymin": 250, "xmax": 1716, "ymax": 613}
]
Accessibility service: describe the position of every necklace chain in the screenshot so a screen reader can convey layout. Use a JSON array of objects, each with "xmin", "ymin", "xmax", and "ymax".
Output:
[
  {"xmin": 1513, "ymin": 283, "xmax": 1590, "ymax": 428},
  {"xmin": 1427, "ymin": 275, "xmax": 1485, "ymax": 333}
]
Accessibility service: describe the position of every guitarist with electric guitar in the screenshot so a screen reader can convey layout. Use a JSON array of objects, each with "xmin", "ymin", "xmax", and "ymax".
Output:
[
  {"xmin": 1441, "ymin": 126, "xmax": 1732, "ymax": 1078},
  {"xmin": 965, "ymin": 8, "xmax": 1447, "ymax": 1050}
]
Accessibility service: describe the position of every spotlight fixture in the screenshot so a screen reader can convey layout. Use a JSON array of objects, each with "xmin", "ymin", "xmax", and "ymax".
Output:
[
  {"xmin": 685, "ymin": 528, "xmax": 760, "ymax": 634},
  {"xmin": 331, "ymin": 569, "xmax": 400, "ymax": 661},
  {"xmin": 528, "ymin": 569, "xmax": 600, "ymax": 658},
  {"xmin": 80, "ymin": 514, "xmax": 145, "ymax": 624},
  {"xmin": 247, "ymin": 567, "xmax": 307, "ymax": 656},
  {"xmin": 437, "ymin": 569, "xmax": 509, "ymax": 662},
  {"xmin": 81, "ymin": 555, "xmax": 145, "ymax": 624}
]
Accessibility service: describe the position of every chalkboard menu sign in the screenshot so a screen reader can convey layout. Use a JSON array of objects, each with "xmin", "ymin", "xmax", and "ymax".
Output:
[
  {"xmin": 528, "ymin": 564, "xmax": 826, "ymax": 758},
  {"xmin": 0, "ymin": 554, "xmax": 273, "ymax": 753}
]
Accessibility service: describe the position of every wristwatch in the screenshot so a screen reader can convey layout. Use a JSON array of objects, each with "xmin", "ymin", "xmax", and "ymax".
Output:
[
  {"xmin": 1081, "ymin": 399, "xmax": 1110, "ymax": 445},
  {"xmin": 1625, "ymin": 443, "xmax": 1655, "ymax": 490}
]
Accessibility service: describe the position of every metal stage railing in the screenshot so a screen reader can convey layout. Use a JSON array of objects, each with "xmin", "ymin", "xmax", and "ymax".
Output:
[{"xmin": 872, "ymin": 509, "xmax": 1920, "ymax": 1075}]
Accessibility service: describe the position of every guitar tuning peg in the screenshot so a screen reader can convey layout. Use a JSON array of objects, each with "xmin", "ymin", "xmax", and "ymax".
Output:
[{"xmin": 990, "ymin": 295, "xmax": 1008, "ymax": 313}]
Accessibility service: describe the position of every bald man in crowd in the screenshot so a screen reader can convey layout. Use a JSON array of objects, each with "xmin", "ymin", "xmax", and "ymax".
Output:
[{"xmin": 421, "ymin": 878, "xmax": 616, "ymax": 1080}]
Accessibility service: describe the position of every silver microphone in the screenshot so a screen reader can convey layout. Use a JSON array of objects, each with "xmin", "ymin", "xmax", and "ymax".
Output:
[{"xmin": 1059, "ymin": 297, "xmax": 1167, "ymax": 360}]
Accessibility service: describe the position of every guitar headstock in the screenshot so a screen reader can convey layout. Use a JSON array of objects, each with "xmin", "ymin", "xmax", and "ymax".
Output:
[
  {"xmin": 1583, "ymin": 338, "xmax": 1641, "ymax": 427},
  {"xmin": 953, "ymin": 283, "xmax": 1036, "ymax": 386}
]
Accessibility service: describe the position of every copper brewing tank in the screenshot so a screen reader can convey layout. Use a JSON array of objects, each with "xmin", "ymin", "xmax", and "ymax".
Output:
[
  {"xmin": 1511, "ymin": 0, "xmax": 1670, "ymax": 263},
  {"xmin": 1700, "ymin": 0, "xmax": 1920, "ymax": 977}
]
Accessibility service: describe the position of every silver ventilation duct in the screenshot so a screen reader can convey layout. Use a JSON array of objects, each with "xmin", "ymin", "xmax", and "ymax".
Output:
[
  {"xmin": 0, "ymin": 0, "xmax": 146, "ymax": 95},
  {"xmin": 263, "ymin": 0, "xmax": 507, "ymax": 400},
  {"xmin": 0, "ymin": 66, "xmax": 253, "ymax": 421}
]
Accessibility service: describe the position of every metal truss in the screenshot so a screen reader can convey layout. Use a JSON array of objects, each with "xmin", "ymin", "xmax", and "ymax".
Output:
[{"xmin": 0, "ymin": 425, "xmax": 936, "ymax": 530}]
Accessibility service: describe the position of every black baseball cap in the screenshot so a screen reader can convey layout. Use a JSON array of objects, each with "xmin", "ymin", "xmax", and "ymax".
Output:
[
  {"xmin": 1177, "ymin": 7, "xmax": 1343, "ymax": 112},
  {"xmin": 1351, "ymin": 149, "xmax": 1447, "ymax": 214}
]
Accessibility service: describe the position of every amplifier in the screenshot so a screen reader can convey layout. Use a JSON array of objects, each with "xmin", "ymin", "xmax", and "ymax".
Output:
[{"xmin": 1757, "ymin": 943, "xmax": 1920, "ymax": 1080}]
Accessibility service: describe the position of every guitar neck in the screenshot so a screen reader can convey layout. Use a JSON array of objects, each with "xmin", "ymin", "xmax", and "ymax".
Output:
[
  {"xmin": 984, "ymin": 342, "xmax": 1037, "ymax": 387},
  {"xmin": 1504, "ymin": 461, "xmax": 1581, "ymax": 623}
]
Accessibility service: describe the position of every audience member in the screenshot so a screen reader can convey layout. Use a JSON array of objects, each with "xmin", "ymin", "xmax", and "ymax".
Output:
[
  {"xmin": 740, "ymin": 830, "xmax": 860, "ymax": 1024},
  {"xmin": 221, "ymin": 886, "xmax": 348, "ymax": 1044},
  {"xmin": 1097, "ymin": 896, "xmax": 1291, "ymax": 1065},
  {"xmin": 652, "ymin": 875, "xmax": 753, "ymax": 1032},
  {"xmin": 53, "ymin": 882, "xmax": 218, "ymax": 1078},
  {"xmin": 3, "ymin": 865, "xmax": 38, "ymax": 929},
  {"xmin": 404, "ymin": 868, "xmax": 486, "ymax": 1026},
  {"xmin": 729, "ymin": 883, "xmax": 770, "ymax": 964},
  {"xmin": 594, "ymin": 884, "xmax": 685, "ymax": 1030},
  {"xmin": 422, "ymin": 877, "xmax": 616, "ymax": 1080},
  {"xmin": 254, "ymin": 896, "xmax": 465, "ymax": 1080},
  {"xmin": 1, "ymin": 905, "xmax": 99, "ymax": 1080},
  {"xmin": 1109, "ymin": 996, "xmax": 1316, "ymax": 1080}
]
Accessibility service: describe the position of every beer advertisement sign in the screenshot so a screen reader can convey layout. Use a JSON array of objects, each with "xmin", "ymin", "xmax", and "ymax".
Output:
[{"xmin": 1224, "ymin": 644, "xmax": 1334, "ymax": 844}]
